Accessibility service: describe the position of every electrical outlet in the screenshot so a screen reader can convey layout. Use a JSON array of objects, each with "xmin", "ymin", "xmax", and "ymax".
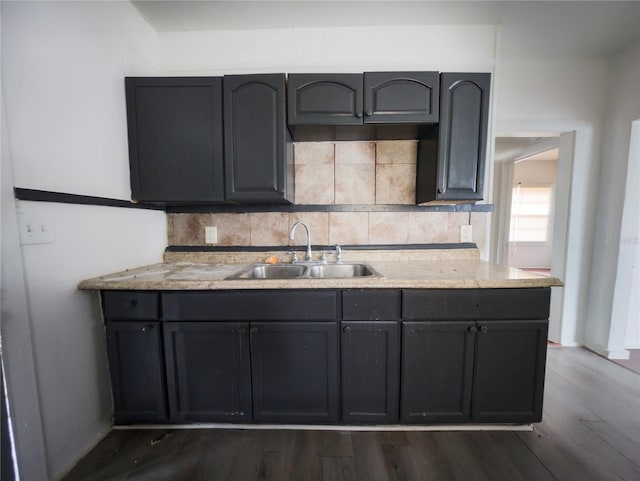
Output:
[
  {"xmin": 460, "ymin": 225, "xmax": 473, "ymax": 243},
  {"xmin": 205, "ymin": 226, "xmax": 218, "ymax": 244},
  {"xmin": 18, "ymin": 214, "xmax": 55, "ymax": 245}
]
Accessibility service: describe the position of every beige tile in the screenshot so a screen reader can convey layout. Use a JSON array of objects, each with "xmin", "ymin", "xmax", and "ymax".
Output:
[
  {"xmin": 335, "ymin": 164, "xmax": 375, "ymax": 204},
  {"xmin": 294, "ymin": 142, "xmax": 335, "ymax": 165},
  {"xmin": 169, "ymin": 213, "xmax": 211, "ymax": 246},
  {"xmin": 407, "ymin": 212, "xmax": 449, "ymax": 244},
  {"xmin": 447, "ymin": 212, "xmax": 471, "ymax": 243},
  {"xmin": 289, "ymin": 212, "xmax": 330, "ymax": 246},
  {"xmin": 368, "ymin": 212, "xmax": 409, "ymax": 245},
  {"xmin": 470, "ymin": 212, "xmax": 490, "ymax": 253},
  {"xmin": 329, "ymin": 212, "xmax": 369, "ymax": 245},
  {"xmin": 295, "ymin": 164, "xmax": 334, "ymax": 204},
  {"xmin": 209, "ymin": 213, "xmax": 251, "ymax": 246},
  {"xmin": 376, "ymin": 140, "xmax": 418, "ymax": 164},
  {"xmin": 249, "ymin": 213, "xmax": 290, "ymax": 246},
  {"xmin": 335, "ymin": 142, "xmax": 375, "ymax": 164},
  {"xmin": 375, "ymin": 164, "xmax": 416, "ymax": 204}
]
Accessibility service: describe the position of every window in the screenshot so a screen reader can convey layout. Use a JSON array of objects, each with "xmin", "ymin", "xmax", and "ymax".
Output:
[{"xmin": 509, "ymin": 185, "xmax": 553, "ymax": 242}]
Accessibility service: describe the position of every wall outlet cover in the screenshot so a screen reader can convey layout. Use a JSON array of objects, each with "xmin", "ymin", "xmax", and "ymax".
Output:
[
  {"xmin": 205, "ymin": 226, "xmax": 218, "ymax": 244},
  {"xmin": 460, "ymin": 225, "xmax": 473, "ymax": 243}
]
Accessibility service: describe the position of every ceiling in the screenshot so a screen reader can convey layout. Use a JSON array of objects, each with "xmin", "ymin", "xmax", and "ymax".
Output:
[
  {"xmin": 132, "ymin": 1, "xmax": 640, "ymax": 58},
  {"xmin": 494, "ymin": 137, "xmax": 560, "ymax": 163}
]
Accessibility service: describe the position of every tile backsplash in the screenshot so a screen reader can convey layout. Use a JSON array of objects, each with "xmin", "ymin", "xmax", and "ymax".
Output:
[
  {"xmin": 295, "ymin": 140, "xmax": 416, "ymax": 205},
  {"xmin": 168, "ymin": 211, "xmax": 488, "ymax": 249},
  {"xmin": 167, "ymin": 140, "xmax": 490, "ymax": 250}
]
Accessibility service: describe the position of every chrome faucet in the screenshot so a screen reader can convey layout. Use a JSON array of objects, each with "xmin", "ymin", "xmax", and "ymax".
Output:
[{"xmin": 290, "ymin": 221, "xmax": 313, "ymax": 262}]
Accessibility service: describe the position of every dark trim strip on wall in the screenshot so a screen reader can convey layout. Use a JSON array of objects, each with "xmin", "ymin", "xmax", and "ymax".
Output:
[
  {"xmin": 14, "ymin": 188, "xmax": 495, "ymax": 214},
  {"xmin": 13, "ymin": 188, "xmax": 165, "ymax": 210},
  {"xmin": 166, "ymin": 203, "xmax": 495, "ymax": 214},
  {"xmin": 166, "ymin": 243, "xmax": 478, "ymax": 253}
]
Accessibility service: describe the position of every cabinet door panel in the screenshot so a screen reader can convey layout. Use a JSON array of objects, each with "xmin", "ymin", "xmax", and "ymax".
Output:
[
  {"xmin": 224, "ymin": 74, "xmax": 292, "ymax": 203},
  {"xmin": 364, "ymin": 72, "xmax": 439, "ymax": 123},
  {"xmin": 401, "ymin": 321, "xmax": 475, "ymax": 423},
  {"xmin": 288, "ymin": 74, "xmax": 363, "ymax": 125},
  {"xmin": 250, "ymin": 322, "xmax": 338, "ymax": 423},
  {"xmin": 164, "ymin": 322, "xmax": 252, "ymax": 422},
  {"xmin": 436, "ymin": 73, "xmax": 490, "ymax": 200},
  {"xmin": 472, "ymin": 320, "xmax": 548, "ymax": 423},
  {"xmin": 342, "ymin": 322, "xmax": 400, "ymax": 423},
  {"xmin": 106, "ymin": 322, "xmax": 166, "ymax": 423},
  {"xmin": 125, "ymin": 77, "xmax": 224, "ymax": 203}
]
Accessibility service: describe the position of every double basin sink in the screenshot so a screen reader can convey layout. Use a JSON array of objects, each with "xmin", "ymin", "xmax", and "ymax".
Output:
[{"xmin": 227, "ymin": 263, "xmax": 379, "ymax": 280}]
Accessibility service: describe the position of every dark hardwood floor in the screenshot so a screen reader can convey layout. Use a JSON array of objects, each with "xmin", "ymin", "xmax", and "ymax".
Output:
[{"xmin": 61, "ymin": 347, "xmax": 640, "ymax": 481}]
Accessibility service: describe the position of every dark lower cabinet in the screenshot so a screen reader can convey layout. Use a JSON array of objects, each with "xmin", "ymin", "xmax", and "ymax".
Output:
[
  {"xmin": 472, "ymin": 320, "xmax": 548, "ymax": 423},
  {"xmin": 401, "ymin": 319, "xmax": 548, "ymax": 424},
  {"xmin": 101, "ymin": 288, "xmax": 550, "ymax": 426},
  {"xmin": 341, "ymin": 321, "xmax": 400, "ymax": 423},
  {"xmin": 250, "ymin": 322, "xmax": 338, "ymax": 423},
  {"xmin": 401, "ymin": 321, "xmax": 475, "ymax": 423},
  {"xmin": 163, "ymin": 322, "xmax": 252, "ymax": 422},
  {"xmin": 105, "ymin": 322, "xmax": 167, "ymax": 423}
]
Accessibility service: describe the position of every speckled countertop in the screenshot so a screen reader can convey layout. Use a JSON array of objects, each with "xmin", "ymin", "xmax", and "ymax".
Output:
[{"xmin": 77, "ymin": 247, "xmax": 562, "ymax": 290}]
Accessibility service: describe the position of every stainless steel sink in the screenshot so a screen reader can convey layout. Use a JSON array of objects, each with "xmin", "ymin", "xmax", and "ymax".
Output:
[
  {"xmin": 307, "ymin": 263, "xmax": 376, "ymax": 278},
  {"xmin": 229, "ymin": 264, "xmax": 307, "ymax": 279},
  {"xmin": 227, "ymin": 263, "xmax": 378, "ymax": 280}
]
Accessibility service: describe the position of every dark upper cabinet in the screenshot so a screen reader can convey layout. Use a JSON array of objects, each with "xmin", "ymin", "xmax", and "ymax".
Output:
[
  {"xmin": 163, "ymin": 322, "xmax": 252, "ymax": 422},
  {"xmin": 472, "ymin": 320, "xmax": 548, "ymax": 423},
  {"xmin": 223, "ymin": 74, "xmax": 293, "ymax": 203},
  {"xmin": 341, "ymin": 321, "xmax": 400, "ymax": 423},
  {"xmin": 125, "ymin": 77, "xmax": 225, "ymax": 203},
  {"xmin": 287, "ymin": 74, "xmax": 363, "ymax": 125},
  {"xmin": 364, "ymin": 72, "xmax": 439, "ymax": 123},
  {"xmin": 288, "ymin": 72, "xmax": 439, "ymax": 126},
  {"xmin": 416, "ymin": 72, "xmax": 491, "ymax": 202},
  {"xmin": 250, "ymin": 322, "xmax": 339, "ymax": 423},
  {"xmin": 400, "ymin": 321, "xmax": 475, "ymax": 423},
  {"xmin": 105, "ymin": 321, "xmax": 167, "ymax": 423}
]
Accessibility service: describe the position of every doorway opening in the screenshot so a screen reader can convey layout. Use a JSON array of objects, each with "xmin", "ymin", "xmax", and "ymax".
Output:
[{"xmin": 492, "ymin": 133, "xmax": 574, "ymax": 344}]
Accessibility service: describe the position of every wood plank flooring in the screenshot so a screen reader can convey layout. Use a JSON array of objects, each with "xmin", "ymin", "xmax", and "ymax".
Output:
[{"xmin": 61, "ymin": 347, "xmax": 640, "ymax": 481}]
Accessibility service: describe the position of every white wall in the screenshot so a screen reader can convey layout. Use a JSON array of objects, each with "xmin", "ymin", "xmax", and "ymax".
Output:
[
  {"xmin": 160, "ymin": 25, "xmax": 497, "ymax": 75},
  {"xmin": 618, "ymin": 121, "xmax": 640, "ymax": 349},
  {"xmin": 1, "ymin": 2, "xmax": 166, "ymax": 479},
  {"xmin": 585, "ymin": 41, "xmax": 640, "ymax": 358},
  {"xmin": 495, "ymin": 56, "xmax": 608, "ymax": 346}
]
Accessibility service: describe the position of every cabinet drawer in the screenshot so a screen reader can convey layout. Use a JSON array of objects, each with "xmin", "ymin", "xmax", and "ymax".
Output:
[
  {"xmin": 342, "ymin": 290, "xmax": 400, "ymax": 320},
  {"xmin": 402, "ymin": 289, "xmax": 551, "ymax": 320},
  {"xmin": 163, "ymin": 290, "xmax": 338, "ymax": 321},
  {"xmin": 103, "ymin": 291, "xmax": 159, "ymax": 320}
]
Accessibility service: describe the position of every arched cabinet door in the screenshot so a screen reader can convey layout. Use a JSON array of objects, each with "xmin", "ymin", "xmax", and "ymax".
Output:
[
  {"xmin": 288, "ymin": 74, "xmax": 363, "ymax": 125},
  {"xmin": 436, "ymin": 73, "xmax": 491, "ymax": 201},
  {"xmin": 363, "ymin": 72, "xmax": 439, "ymax": 124},
  {"xmin": 224, "ymin": 74, "xmax": 293, "ymax": 204},
  {"xmin": 416, "ymin": 72, "xmax": 491, "ymax": 203}
]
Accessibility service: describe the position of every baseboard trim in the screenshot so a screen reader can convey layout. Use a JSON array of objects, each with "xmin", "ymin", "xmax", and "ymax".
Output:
[
  {"xmin": 113, "ymin": 423, "xmax": 534, "ymax": 432},
  {"xmin": 586, "ymin": 343, "xmax": 630, "ymax": 360}
]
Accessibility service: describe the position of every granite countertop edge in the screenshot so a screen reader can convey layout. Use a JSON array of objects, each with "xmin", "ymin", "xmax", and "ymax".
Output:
[{"xmin": 78, "ymin": 248, "xmax": 563, "ymax": 291}]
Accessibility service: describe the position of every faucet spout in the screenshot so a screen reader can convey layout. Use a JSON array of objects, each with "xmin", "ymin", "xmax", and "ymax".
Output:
[{"xmin": 290, "ymin": 221, "xmax": 313, "ymax": 262}]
